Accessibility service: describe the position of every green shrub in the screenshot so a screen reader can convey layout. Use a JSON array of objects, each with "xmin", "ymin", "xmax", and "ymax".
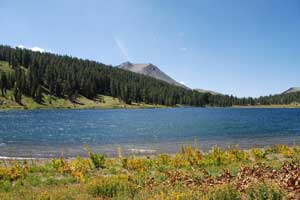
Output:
[
  {"xmin": 45, "ymin": 176, "xmax": 76, "ymax": 186},
  {"xmin": 246, "ymin": 182, "xmax": 285, "ymax": 200},
  {"xmin": 24, "ymin": 175, "xmax": 42, "ymax": 186},
  {"xmin": 228, "ymin": 145, "xmax": 250, "ymax": 162},
  {"xmin": 88, "ymin": 151, "xmax": 105, "ymax": 169},
  {"xmin": 0, "ymin": 180, "xmax": 12, "ymax": 192},
  {"xmin": 251, "ymin": 148, "xmax": 267, "ymax": 160},
  {"xmin": 121, "ymin": 157, "xmax": 148, "ymax": 172},
  {"xmin": 206, "ymin": 184, "xmax": 241, "ymax": 200},
  {"xmin": 87, "ymin": 175, "xmax": 138, "ymax": 198},
  {"xmin": 88, "ymin": 177, "xmax": 122, "ymax": 198},
  {"xmin": 202, "ymin": 146, "xmax": 227, "ymax": 166}
]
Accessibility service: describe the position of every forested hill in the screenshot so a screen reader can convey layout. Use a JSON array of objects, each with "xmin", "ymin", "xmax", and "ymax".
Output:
[
  {"xmin": 0, "ymin": 45, "xmax": 208, "ymax": 107},
  {"xmin": 0, "ymin": 44, "xmax": 299, "ymax": 108}
]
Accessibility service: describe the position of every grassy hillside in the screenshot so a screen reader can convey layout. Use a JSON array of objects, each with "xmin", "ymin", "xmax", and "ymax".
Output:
[
  {"xmin": 0, "ymin": 145, "xmax": 300, "ymax": 199},
  {"xmin": 0, "ymin": 90, "xmax": 166, "ymax": 110},
  {"xmin": 0, "ymin": 61, "xmax": 167, "ymax": 110},
  {"xmin": 0, "ymin": 61, "xmax": 14, "ymax": 73}
]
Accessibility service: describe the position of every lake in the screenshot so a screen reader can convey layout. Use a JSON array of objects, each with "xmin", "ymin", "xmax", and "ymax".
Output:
[{"xmin": 0, "ymin": 108, "xmax": 300, "ymax": 158}]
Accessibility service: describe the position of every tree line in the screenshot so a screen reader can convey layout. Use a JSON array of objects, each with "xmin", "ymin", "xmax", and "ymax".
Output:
[
  {"xmin": 207, "ymin": 92, "xmax": 300, "ymax": 107},
  {"xmin": 0, "ymin": 45, "xmax": 299, "ymax": 107},
  {"xmin": 0, "ymin": 45, "xmax": 208, "ymax": 106}
]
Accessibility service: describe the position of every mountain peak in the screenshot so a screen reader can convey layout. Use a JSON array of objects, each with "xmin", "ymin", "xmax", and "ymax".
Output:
[
  {"xmin": 119, "ymin": 61, "xmax": 133, "ymax": 68},
  {"xmin": 282, "ymin": 87, "xmax": 300, "ymax": 94},
  {"xmin": 118, "ymin": 62, "xmax": 189, "ymax": 89}
]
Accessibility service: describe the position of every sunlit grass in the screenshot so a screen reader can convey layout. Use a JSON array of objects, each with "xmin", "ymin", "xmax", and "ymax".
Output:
[
  {"xmin": 1, "ymin": 144, "xmax": 300, "ymax": 199},
  {"xmin": 0, "ymin": 89, "xmax": 167, "ymax": 110},
  {"xmin": 0, "ymin": 61, "xmax": 14, "ymax": 73}
]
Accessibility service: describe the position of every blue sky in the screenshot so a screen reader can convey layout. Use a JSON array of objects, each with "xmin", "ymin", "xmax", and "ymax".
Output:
[{"xmin": 0, "ymin": 0, "xmax": 300, "ymax": 97}]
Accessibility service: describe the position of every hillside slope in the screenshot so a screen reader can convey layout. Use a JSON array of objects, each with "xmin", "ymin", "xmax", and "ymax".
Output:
[
  {"xmin": 0, "ymin": 61, "xmax": 165, "ymax": 109},
  {"xmin": 0, "ymin": 45, "xmax": 207, "ymax": 108},
  {"xmin": 0, "ymin": 89, "xmax": 165, "ymax": 110}
]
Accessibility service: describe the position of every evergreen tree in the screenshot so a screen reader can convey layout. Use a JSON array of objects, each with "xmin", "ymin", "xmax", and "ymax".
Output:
[
  {"xmin": 13, "ymin": 84, "xmax": 22, "ymax": 104},
  {"xmin": 34, "ymin": 85, "xmax": 43, "ymax": 103},
  {"xmin": 0, "ymin": 73, "xmax": 8, "ymax": 96}
]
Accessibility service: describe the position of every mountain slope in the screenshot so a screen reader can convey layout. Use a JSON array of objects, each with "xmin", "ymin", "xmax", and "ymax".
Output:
[
  {"xmin": 282, "ymin": 87, "xmax": 300, "ymax": 94},
  {"xmin": 0, "ymin": 45, "xmax": 207, "ymax": 108},
  {"xmin": 118, "ymin": 62, "xmax": 189, "ymax": 89}
]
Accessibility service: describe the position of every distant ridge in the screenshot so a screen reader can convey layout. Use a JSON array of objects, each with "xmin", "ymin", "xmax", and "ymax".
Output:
[
  {"xmin": 282, "ymin": 87, "xmax": 300, "ymax": 94},
  {"xmin": 118, "ymin": 62, "xmax": 189, "ymax": 89}
]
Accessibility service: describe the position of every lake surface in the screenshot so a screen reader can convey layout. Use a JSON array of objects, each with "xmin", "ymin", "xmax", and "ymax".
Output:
[{"xmin": 0, "ymin": 108, "xmax": 300, "ymax": 158}]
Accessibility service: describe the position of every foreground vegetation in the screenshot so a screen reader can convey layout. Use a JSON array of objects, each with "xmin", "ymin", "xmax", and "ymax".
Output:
[{"xmin": 1, "ymin": 145, "xmax": 300, "ymax": 199}]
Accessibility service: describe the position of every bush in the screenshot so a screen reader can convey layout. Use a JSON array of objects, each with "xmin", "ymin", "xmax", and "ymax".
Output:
[
  {"xmin": 87, "ymin": 175, "xmax": 138, "ymax": 198},
  {"xmin": 150, "ymin": 190, "xmax": 204, "ymax": 200},
  {"xmin": 70, "ymin": 156, "xmax": 92, "ymax": 181},
  {"xmin": 181, "ymin": 145, "xmax": 202, "ymax": 166},
  {"xmin": 246, "ymin": 182, "xmax": 285, "ymax": 200},
  {"xmin": 51, "ymin": 156, "xmax": 92, "ymax": 181},
  {"xmin": 122, "ymin": 157, "xmax": 148, "ymax": 172},
  {"xmin": 170, "ymin": 154, "xmax": 190, "ymax": 168},
  {"xmin": 0, "ymin": 180, "xmax": 12, "ymax": 192},
  {"xmin": 251, "ymin": 148, "xmax": 267, "ymax": 160},
  {"xmin": 0, "ymin": 164, "xmax": 28, "ymax": 181},
  {"xmin": 206, "ymin": 184, "xmax": 241, "ymax": 200},
  {"xmin": 228, "ymin": 145, "xmax": 250, "ymax": 162},
  {"xmin": 50, "ymin": 157, "xmax": 70, "ymax": 173},
  {"xmin": 201, "ymin": 146, "xmax": 228, "ymax": 166},
  {"xmin": 88, "ymin": 151, "xmax": 106, "ymax": 169}
]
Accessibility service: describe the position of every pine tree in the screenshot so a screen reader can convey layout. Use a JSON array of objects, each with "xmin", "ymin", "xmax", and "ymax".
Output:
[
  {"xmin": 0, "ymin": 73, "xmax": 3, "ymax": 96},
  {"xmin": 0, "ymin": 73, "xmax": 7, "ymax": 96},
  {"xmin": 34, "ymin": 85, "xmax": 43, "ymax": 103},
  {"xmin": 13, "ymin": 84, "xmax": 22, "ymax": 105}
]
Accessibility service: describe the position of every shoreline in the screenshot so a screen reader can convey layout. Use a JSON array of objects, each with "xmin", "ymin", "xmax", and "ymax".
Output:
[
  {"xmin": 0, "ymin": 105, "xmax": 169, "ymax": 111},
  {"xmin": 0, "ymin": 102, "xmax": 170, "ymax": 110},
  {"xmin": 1, "ymin": 104, "xmax": 300, "ymax": 110},
  {"xmin": 0, "ymin": 145, "xmax": 293, "ymax": 161},
  {"xmin": 2, "ymin": 135, "xmax": 300, "ymax": 159},
  {"xmin": 232, "ymin": 104, "xmax": 300, "ymax": 109}
]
